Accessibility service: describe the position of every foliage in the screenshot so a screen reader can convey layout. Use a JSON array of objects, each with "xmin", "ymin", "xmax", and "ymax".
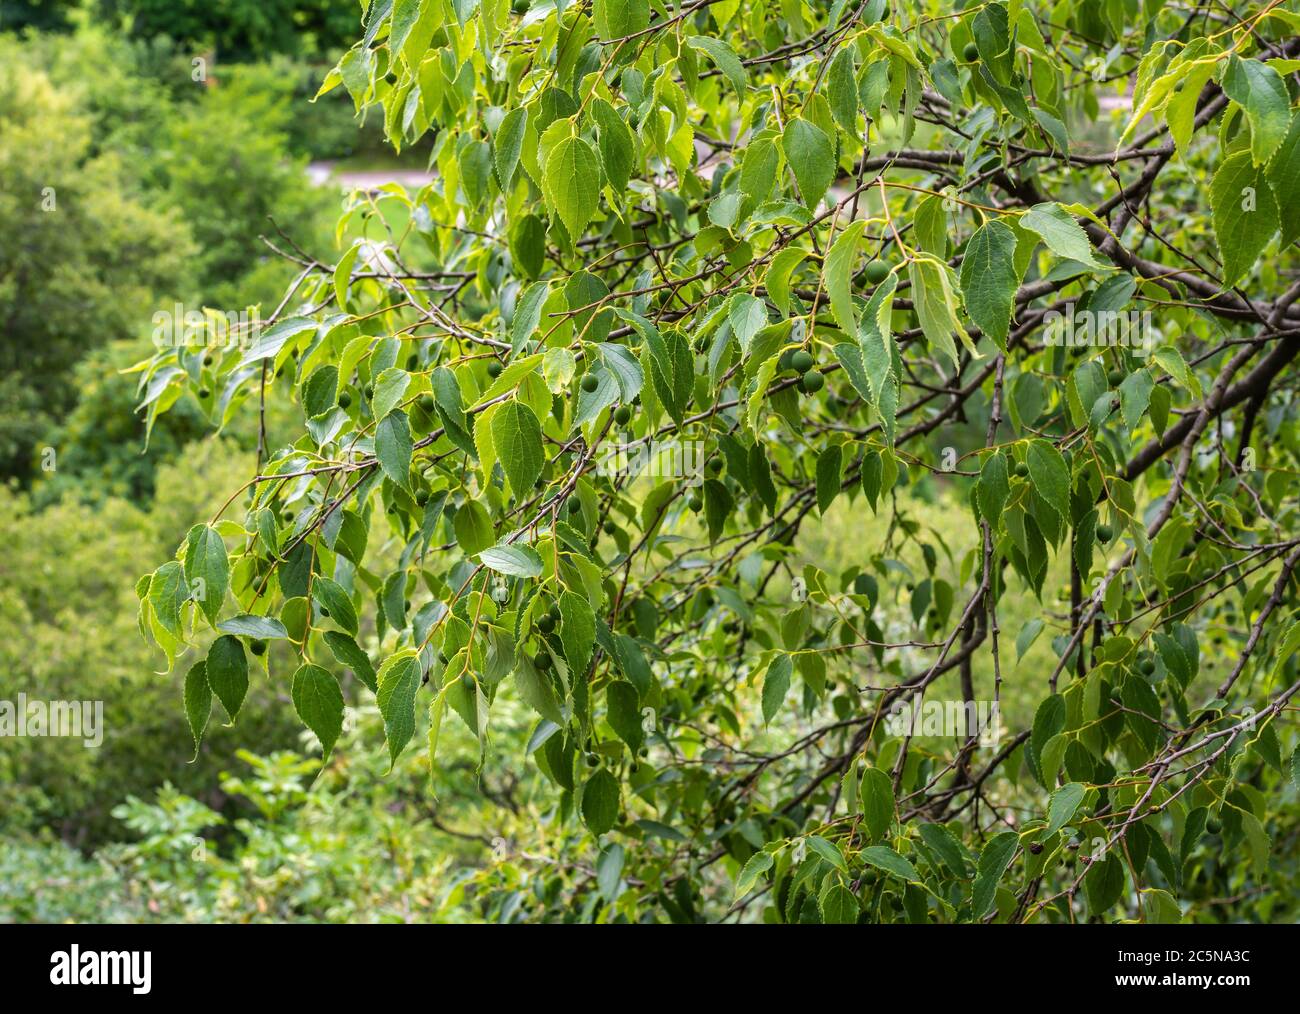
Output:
[
  {"xmin": 0, "ymin": 445, "xmax": 305, "ymax": 844},
  {"xmin": 97, "ymin": 0, "xmax": 359, "ymax": 59},
  {"xmin": 0, "ymin": 44, "xmax": 188, "ymax": 480},
  {"xmin": 0, "ymin": 750, "xmax": 470, "ymax": 923},
  {"xmin": 133, "ymin": 0, "xmax": 1300, "ymax": 924},
  {"xmin": 0, "ymin": 22, "xmax": 338, "ymax": 485}
]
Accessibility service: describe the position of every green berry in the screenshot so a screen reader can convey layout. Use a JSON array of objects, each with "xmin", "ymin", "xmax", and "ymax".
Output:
[
  {"xmin": 778, "ymin": 350, "xmax": 796, "ymax": 372},
  {"xmin": 1096, "ymin": 523, "xmax": 1114, "ymax": 544},
  {"xmin": 567, "ymin": 498, "xmax": 582, "ymax": 514},
  {"xmin": 537, "ymin": 613, "xmax": 555, "ymax": 633},
  {"xmin": 338, "ymin": 392, "xmax": 352, "ymax": 409},
  {"xmin": 198, "ymin": 387, "xmax": 210, "ymax": 398},
  {"xmin": 513, "ymin": 0, "xmax": 529, "ymax": 12},
  {"xmin": 863, "ymin": 261, "xmax": 890, "ymax": 284},
  {"xmin": 688, "ymin": 494, "xmax": 704, "ymax": 512},
  {"xmin": 585, "ymin": 752, "xmax": 599, "ymax": 767},
  {"xmin": 614, "ymin": 405, "xmax": 632, "ymax": 425},
  {"xmin": 963, "ymin": 42, "xmax": 979, "ymax": 62},
  {"xmin": 364, "ymin": 384, "xmax": 374, "ymax": 399},
  {"xmin": 548, "ymin": 605, "xmax": 561, "ymax": 623},
  {"xmin": 800, "ymin": 369, "xmax": 825, "ymax": 393},
  {"xmin": 533, "ymin": 650, "xmax": 551, "ymax": 669},
  {"xmin": 1107, "ymin": 369, "xmax": 1124, "ymax": 386},
  {"xmin": 418, "ymin": 393, "xmax": 436, "ymax": 413},
  {"xmin": 250, "ymin": 639, "xmax": 267, "ymax": 656},
  {"xmin": 487, "ymin": 360, "xmax": 503, "ymax": 378},
  {"xmin": 202, "ymin": 354, "xmax": 213, "ymax": 366},
  {"xmin": 791, "ymin": 349, "xmax": 814, "ymax": 373},
  {"xmin": 415, "ymin": 488, "xmax": 431, "ymax": 507},
  {"xmin": 581, "ymin": 374, "xmax": 600, "ymax": 393},
  {"xmin": 706, "ymin": 457, "xmax": 723, "ymax": 475},
  {"xmin": 1014, "ymin": 461, "xmax": 1030, "ymax": 478}
]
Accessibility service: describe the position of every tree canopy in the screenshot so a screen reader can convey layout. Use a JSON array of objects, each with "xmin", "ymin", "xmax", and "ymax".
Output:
[{"xmin": 133, "ymin": 0, "xmax": 1300, "ymax": 923}]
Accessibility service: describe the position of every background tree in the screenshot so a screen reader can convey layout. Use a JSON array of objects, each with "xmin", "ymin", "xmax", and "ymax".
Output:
[{"xmin": 131, "ymin": 0, "xmax": 1300, "ymax": 924}]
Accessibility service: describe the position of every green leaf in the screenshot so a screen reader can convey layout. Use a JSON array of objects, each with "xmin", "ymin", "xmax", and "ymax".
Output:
[
  {"xmin": 860, "ymin": 845, "xmax": 918, "ymax": 882},
  {"xmin": 766, "ymin": 248, "xmax": 808, "ymax": 317},
  {"xmin": 148, "ymin": 561, "xmax": 185, "ymax": 640},
  {"xmin": 453, "ymin": 499, "xmax": 495, "ymax": 556},
  {"xmin": 734, "ymin": 849, "xmax": 774, "ymax": 900},
  {"xmin": 815, "ymin": 444, "xmax": 843, "ymax": 515},
  {"xmin": 806, "ymin": 835, "xmax": 848, "ymax": 874},
  {"xmin": 819, "ymin": 881, "xmax": 858, "ymax": 924},
  {"xmin": 959, "ymin": 219, "xmax": 1019, "ymax": 350},
  {"xmin": 1085, "ymin": 853, "xmax": 1126, "ymax": 916},
  {"xmin": 781, "ymin": 118, "xmax": 834, "ymax": 209},
  {"xmin": 490, "ymin": 399, "xmax": 544, "ymax": 499},
  {"xmin": 581, "ymin": 768, "xmax": 620, "ymax": 835},
  {"xmin": 375, "ymin": 409, "xmax": 413, "ymax": 490},
  {"xmin": 761, "ymin": 653, "xmax": 793, "ymax": 723},
  {"xmin": 560, "ymin": 590, "xmax": 596, "ymax": 680},
  {"xmin": 1118, "ymin": 368, "xmax": 1154, "ymax": 431},
  {"xmin": 479, "ymin": 543, "xmax": 543, "ymax": 578},
  {"xmin": 183, "ymin": 661, "xmax": 211, "ymax": 762},
  {"xmin": 1266, "ymin": 110, "xmax": 1300, "ymax": 247},
  {"xmin": 546, "ymin": 135, "xmax": 602, "ymax": 241},
  {"xmin": 728, "ymin": 293, "xmax": 768, "ymax": 356},
  {"xmin": 908, "ymin": 255, "xmax": 969, "ymax": 369},
  {"xmin": 859, "ymin": 766, "xmax": 896, "ymax": 841},
  {"xmin": 376, "ymin": 651, "xmax": 421, "ymax": 770},
  {"xmin": 686, "ymin": 36, "xmax": 746, "ymax": 93},
  {"xmin": 918, "ymin": 823, "xmax": 968, "ymax": 874},
  {"xmin": 1222, "ymin": 57, "xmax": 1291, "ymax": 166},
  {"xmin": 971, "ymin": 831, "xmax": 1018, "ymax": 920},
  {"xmin": 824, "ymin": 220, "xmax": 865, "ymax": 339},
  {"xmin": 1026, "ymin": 439, "xmax": 1070, "ymax": 522},
  {"xmin": 977, "ymin": 451, "xmax": 1009, "ymax": 524},
  {"xmin": 206, "ymin": 634, "xmax": 249, "ymax": 722},
  {"xmin": 217, "ymin": 614, "xmax": 290, "ymax": 640},
  {"xmin": 606, "ymin": 680, "xmax": 643, "ymax": 752},
  {"xmin": 514, "ymin": 653, "xmax": 564, "ymax": 725},
  {"xmin": 592, "ymin": 0, "xmax": 648, "ymax": 40},
  {"xmin": 1019, "ymin": 203, "xmax": 1104, "ymax": 269},
  {"xmin": 1029, "ymin": 693, "xmax": 1066, "ymax": 786},
  {"xmin": 825, "ymin": 47, "xmax": 858, "ymax": 132},
  {"xmin": 323, "ymin": 630, "xmax": 377, "ymax": 694},
  {"xmin": 371, "ymin": 367, "xmax": 410, "ymax": 421},
  {"xmin": 312, "ymin": 575, "xmax": 359, "ymax": 637},
  {"xmin": 1210, "ymin": 150, "xmax": 1280, "ymax": 287},
  {"xmin": 494, "ymin": 106, "xmax": 528, "ymax": 189},
  {"xmin": 1016, "ymin": 618, "xmax": 1044, "ymax": 662},
  {"xmin": 512, "ymin": 279, "xmax": 549, "ymax": 352},
  {"xmin": 291, "ymin": 664, "xmax": 345, "ymax": 762},
  {"xmin": 183, "ymin": 524, "xmax": 228, "ymax": 626},
  {"xmin": 1045, "ymin": 782, "xmax": 1086, "ymax": 837}
]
